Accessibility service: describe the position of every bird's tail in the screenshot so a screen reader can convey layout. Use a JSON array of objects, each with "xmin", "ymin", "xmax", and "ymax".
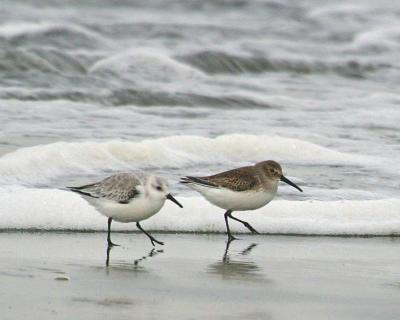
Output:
[
  {"xmin": 66, "ymin": 185, "xmax": 98, "ymax": 198},
  {"xmin": 180, "ymin": 176, "xmax": 217, "ymax": 188}
]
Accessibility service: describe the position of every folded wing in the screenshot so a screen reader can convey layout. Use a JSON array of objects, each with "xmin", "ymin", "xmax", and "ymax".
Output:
[
  {"xmin": 181, "ymin": 166, "xmax": 258, "ymax": 192},
  {"xmin": 68, "ymin": 173, "xmax": 141, "ymax": 203}
]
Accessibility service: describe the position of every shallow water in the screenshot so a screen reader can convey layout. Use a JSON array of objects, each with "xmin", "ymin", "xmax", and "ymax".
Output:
[
  {"xmin": 1, "ymin": 233, "xmax": 400, "ymax": 320},
  {"xmin": 0, "ymin": 0, "xmax": 400, "ymax": 233}
]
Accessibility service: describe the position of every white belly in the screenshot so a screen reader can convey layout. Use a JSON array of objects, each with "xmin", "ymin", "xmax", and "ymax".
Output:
[
  {"xmin": 85, "ymin": 196, "xmax": 166, "ymax": 223},
  {"xmin": 190, "ymin": 185, "xmax": 276, "ymax": 211}
]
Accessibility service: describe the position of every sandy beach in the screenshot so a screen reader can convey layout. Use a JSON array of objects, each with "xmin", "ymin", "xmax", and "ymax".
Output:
[{"xmin": 1, "ymin": 232, "xmax": 399, "ymax": 320}]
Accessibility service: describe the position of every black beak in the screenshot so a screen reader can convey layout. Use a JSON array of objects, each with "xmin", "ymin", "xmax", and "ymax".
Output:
[
  {"xmin": 280, "ymin": 175, "xmax": 303, "ymax": 192},
  {"xmin": 166, "ymin": 194, "xmax": 183, "ymax": 208}
]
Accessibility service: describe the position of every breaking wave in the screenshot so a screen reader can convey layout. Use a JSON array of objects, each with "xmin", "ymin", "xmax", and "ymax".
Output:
[
  {"xmin": 0, "ymin": 49, "xmax": 88, "ymax": 74},
  {"xmin": 0, "ymin": 22, "xmax": 107, "ymax": 49},
  {"xmin": 0, "ymin": 88, "xmax": 280, "ymax": 107},
  {"xmin": 89, "ymin": 49, "xmax": 205, "ymax": 81},
  {"xmin": 178, "ymin": 50, "xmax": 390, "ymax": 77},
  {"xmin": 0, "ymin": 134, "xmax": 379, "ymax": 186},
  {"xmin": 0, "ymin": 187, "xmax": 398, "ymax": 236}
]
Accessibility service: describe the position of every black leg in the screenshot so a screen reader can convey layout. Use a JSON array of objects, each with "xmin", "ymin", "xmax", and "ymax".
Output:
[
  {"xmin": 224, "ymin": 210, "xmax": 237, "ymax": 242},
  {"xmin": 136, "ymin": 222, "xmax": 164, "ymax": 246},
  {"xmin": 228, "ymin": 212, "xmax": 259, "ymax": 234},
  {"xmin": 106, "ymin": 244, "xmax": 112, "ymax": 266},
  {"xmin": 222, "ymin": 238, "xmax": 233, "ymax": 263},
  {"xmin": 107, "ymin": 218, "xmax": 120, "ymax": 247}
]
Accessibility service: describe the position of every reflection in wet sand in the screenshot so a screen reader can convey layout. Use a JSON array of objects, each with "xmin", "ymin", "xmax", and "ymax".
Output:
[
  {"xmin": 207, "ymin": 241, "xmax": 267, "ymax": 281},
  {"xmin": 72, "ymin": 297, "xmax": 136, "ymax": 307},
  {"xmin": 106, "ymin": 245, "xmax": 164, "ymax": 272},
  {"xmin": 386, "ymin": 282, "xmax": 400, "ymax": 289},
  {"xmin": 0, "ymin": 271, "xmax": 35, "ymax": 279},
  {"xmin": 134, "ymin": 248, "xmax": 164, "ymax": 266}
]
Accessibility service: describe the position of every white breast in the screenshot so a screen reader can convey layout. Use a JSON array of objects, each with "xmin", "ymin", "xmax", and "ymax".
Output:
[
  {"xmin": 190, "ymin": 184, "xmax": 277, "ymax": 211},
  {"xmin": 84, "ymin": 196, "xmax": 166, "ymax": 223}
]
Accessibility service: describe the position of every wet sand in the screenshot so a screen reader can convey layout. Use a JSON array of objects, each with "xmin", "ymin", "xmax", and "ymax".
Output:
[{"xmin": 1, "ymin": 232, "xmax": 400, "ymax": 320}]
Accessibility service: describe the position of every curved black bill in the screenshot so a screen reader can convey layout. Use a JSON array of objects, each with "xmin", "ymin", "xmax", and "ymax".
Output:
[
  {"xmin": 166, "ymin": 194, "xmax": 183, "ymax": 208},
  {"xmin": 281, "ymin": 176, "xmax": 303, "ymax": 192}
]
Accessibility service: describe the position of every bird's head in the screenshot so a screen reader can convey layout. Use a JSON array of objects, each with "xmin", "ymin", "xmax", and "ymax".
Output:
[
  {"xmin": 146, "ymin": 176, "xmax": 183, "ymax": 208},
  {"xmin": 257, "ymin": 160, "xmax": 303, "ymax": 192}
]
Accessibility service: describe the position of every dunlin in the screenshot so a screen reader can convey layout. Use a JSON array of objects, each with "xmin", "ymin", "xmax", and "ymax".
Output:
[
  {"xmin": 181, "ymin": 160, "xmax": 302, "ymax": 241},
  {"xmin": 68, "ymin": 173, "xmax": 183, "ymax": 247}
]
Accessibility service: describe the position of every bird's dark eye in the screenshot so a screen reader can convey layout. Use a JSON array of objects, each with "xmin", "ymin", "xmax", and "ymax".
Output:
[{"xmin": 156, "ymin": 186, "xmax": 162, "ymax": 191}]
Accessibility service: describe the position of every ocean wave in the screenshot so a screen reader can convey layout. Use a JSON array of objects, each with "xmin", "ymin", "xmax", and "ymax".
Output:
[
  {"xmin": 0, "ymin": 134, "xmax": 377, "ymax": 186},
  {"xmin": 89, "ymin": 49, "xmax": 205, "ymax": 81},
  {"xmin": 308, "ymin": 4, "xmax": 371, "ymax": 19},
  {"xmin": 0, "ymin": 187, "xmax": 398, "ymax": 235},
  {"xmin": 178, "ymin": 50, "xmax": 390, "ymax": 77},
  {"xmin": 0, "ymin": 87, "xmax": 277, "ymax": 108},
  {"xmin": 0, "ymin": 49, "xmax": 88, "ymax": 74},
  {"xmin": 104, "ymin": 89, "xmax": 277, "ymax": 107},
  {"xmin": 0, "ymin": 22, "xmax": 107, "ymax": 49},
  {"xmin": 351, "ymin": 26, "xmax": 400, "ymax": 52}
]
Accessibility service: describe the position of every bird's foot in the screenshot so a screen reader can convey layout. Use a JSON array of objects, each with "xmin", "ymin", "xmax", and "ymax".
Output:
[
  {"xmin": 150, "ymin": 239, "xmax": 164, "ymax": 246},
  {"xmin": 107, "ymin": 240, "xmax": 120, "ymax": 247},
  {"xmin": 244, "ymin": 223, "xmax": 259, "ymax": 234}
]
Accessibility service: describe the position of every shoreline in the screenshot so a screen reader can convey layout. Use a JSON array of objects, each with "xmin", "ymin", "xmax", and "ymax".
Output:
[
  {"xmin": 1, "ymin": 233, "xmax": 400, "ymax": 319},
  {"xmin": 1, "ymin": 229, "xmax": 400, "ymax": 238}
]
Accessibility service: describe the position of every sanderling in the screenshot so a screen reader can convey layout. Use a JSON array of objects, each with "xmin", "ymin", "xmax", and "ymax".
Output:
[
  {"xmin": 68, "ymin": 173, "xmax": 183, "ymax": 247},
  {"xmin": 181, "ymin": 160, "xmax": 302, "ymax": 241}
]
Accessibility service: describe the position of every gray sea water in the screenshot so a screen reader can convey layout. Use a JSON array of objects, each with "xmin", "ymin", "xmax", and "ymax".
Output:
[{"xmin": 0, "ymin": 0, "xmax": 399, "ymax": 233}]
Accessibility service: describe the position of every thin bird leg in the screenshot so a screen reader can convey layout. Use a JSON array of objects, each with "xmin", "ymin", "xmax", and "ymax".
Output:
[
  {"xmin": 228, "ymin": 212, "xmax": 259, "ymax": 234},
  {"xmin": 136, "ymin": 222, "xmax": 164, "ymax": 246},
  {"xmin": 106, "ymin": 244, "xmax": 112, "ymax": 266},
  {"xmin": 107, "ymin": 218, "xmax": 120, "ymax": 247},
  {"xmin": 222, "ymin": 238, "xmax": 233, "ymax": 263},
  {"xmin": 224, "ymin": 210, "xmax": 237, "ymax": 242}
]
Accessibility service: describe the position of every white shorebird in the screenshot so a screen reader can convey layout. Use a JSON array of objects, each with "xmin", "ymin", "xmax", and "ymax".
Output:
[
  {"xmin": 181, "ymin": 160, "xmax": 302, "ymax": 241},
  {"xmin": 68, "ymin": 173, "xmax": 183, "ymax": 247}
]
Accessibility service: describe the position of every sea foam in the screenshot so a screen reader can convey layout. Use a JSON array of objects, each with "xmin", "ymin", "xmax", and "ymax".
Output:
[
  {"xmin": 351, "ymin": 26, "xmax": 400, "ymax": 52},
  {"xmin": 0, "ymin": 22, "xmax": 105, "ymax": 43},
  {"xmin": 0, "ymin": 187, "xmax": 399, "ymax": 235},
  {"xmin": 0, "ymin": 134, "xmax": 378, "ymax": 186},
  {"xmin": 89, "ymin": 49, "xmax": 205, "ymax": 81}
]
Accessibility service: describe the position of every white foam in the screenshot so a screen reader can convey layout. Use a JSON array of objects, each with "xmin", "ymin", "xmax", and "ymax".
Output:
[
  {"xmin": 308, "ymin": 4, "xmax": 370, "ymax": 18},
  {"xmin": 89, "ymin": 49, "xmax": 205, "ymax": 81},
  {"xmin": 0, "ymin": 187, "xmax": 399, "ymax": 235},
  {"xmin": 0, "ymin": 22, "xmax": 58, "ymax": 38},
  {"xmin": 0, "ymin": 22, "xmax": 106, "ymax": 43},
  {"xmin": 0, "ymin": 134, "xmax": 378, "ymax": 186},
  {"xmin": 352, "ymin": 26, "xmax": 400, "ymax": 51}
]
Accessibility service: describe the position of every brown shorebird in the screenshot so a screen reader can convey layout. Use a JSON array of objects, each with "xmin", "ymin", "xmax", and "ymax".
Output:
[{"xmin": 181, "ymin": 160, "xmax": 302, "ymax": 241}]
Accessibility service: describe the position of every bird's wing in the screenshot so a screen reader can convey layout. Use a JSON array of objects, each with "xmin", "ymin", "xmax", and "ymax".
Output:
[
  {"xmin": 181, "ymin": 166, "xmax": 259, "ymax": 192},
  {"xmin": 68, "ymin": 173, "xmax": 141, "ymax": 203}
]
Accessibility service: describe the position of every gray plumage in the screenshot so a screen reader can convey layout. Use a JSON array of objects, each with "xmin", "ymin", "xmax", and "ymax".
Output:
[{"xmin": 68, "ymin": 173, "xmax": 141, "ymax": 204}]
